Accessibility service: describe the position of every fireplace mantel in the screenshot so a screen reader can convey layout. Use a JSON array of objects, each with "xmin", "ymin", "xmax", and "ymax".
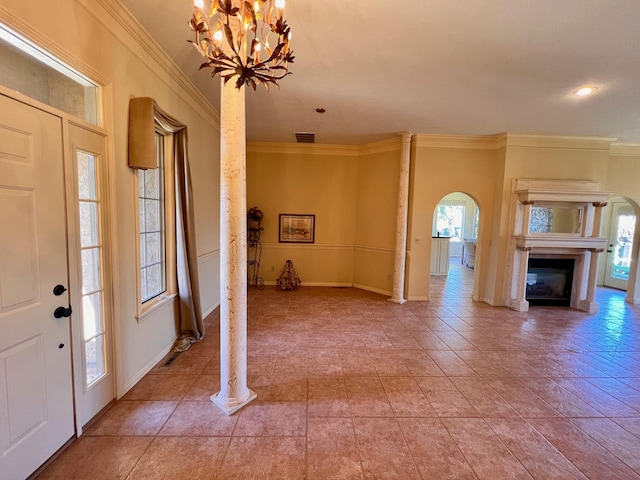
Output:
[
  {"xmin": 506, "ymin": 179, "xmax": 611, "ymax": 314},
  {"xmin": 514, "ymin": 235, "xmax": 607, "ymax": 251},
  {"xmin": 516, "ymin": 189, "xmax": 610, "ymax": 205}
]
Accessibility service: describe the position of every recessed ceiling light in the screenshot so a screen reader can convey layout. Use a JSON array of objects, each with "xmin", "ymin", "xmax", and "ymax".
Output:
[{"xmin": 574, "ymin": 86, "xmax": 598, "ymax": 97}]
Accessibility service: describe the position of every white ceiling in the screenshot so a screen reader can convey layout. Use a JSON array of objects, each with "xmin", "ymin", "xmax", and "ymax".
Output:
[{"xmin": 120, "ymin": 0, "xmax": 640, "ymax": 145}]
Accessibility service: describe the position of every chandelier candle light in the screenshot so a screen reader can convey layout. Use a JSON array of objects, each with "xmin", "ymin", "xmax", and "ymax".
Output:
[{"xmin": 189, "ymin": 0, "xmax": 294, "ymax": 90}]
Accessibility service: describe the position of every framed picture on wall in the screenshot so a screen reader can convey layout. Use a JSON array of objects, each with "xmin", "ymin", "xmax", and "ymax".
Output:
[{"xmin": 279, "ymin": 214, "xmax": 315, "ymax": 243}]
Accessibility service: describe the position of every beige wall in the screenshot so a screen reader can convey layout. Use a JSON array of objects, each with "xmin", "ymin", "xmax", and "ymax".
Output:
[
  {"xmin": 407, "ymin": 138, "xmax": 498, "ymax": 301},
  {"xmin": 247, "ymin": 144, "xmax": 359, "ymax": 286},
  {"xmin": 353, "ymin": 143, "xmax": 400, "ymax": 294},
  {"xmin": 246, "ymin": 141, "xmax": 400, "ymax": 294},
  {"xmin": 607, "ymin": 153, "xmax": 640, "ymax": 203},
  {"xmin": 0, "ymin": 0, "xmax": 221, "ymax": 396}
]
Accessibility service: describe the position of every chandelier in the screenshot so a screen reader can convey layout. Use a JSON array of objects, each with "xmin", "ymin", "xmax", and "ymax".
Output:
[{"xmin": 189, "ymin": 0, "xmax": 294, "ymax": 90}]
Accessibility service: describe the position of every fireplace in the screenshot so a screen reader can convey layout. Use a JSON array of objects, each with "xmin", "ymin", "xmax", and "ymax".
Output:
[
  {"xmin": 505, "ymin": 179, "xmax": 611, "ymax": 314},
  {"xmin": 526, "ymin": 258, "xmax": 575, "ymax": 306}
]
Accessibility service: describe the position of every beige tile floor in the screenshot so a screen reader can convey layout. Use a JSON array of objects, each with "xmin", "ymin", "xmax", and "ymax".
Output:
[{"xmin": 38, "ymin": 262, "xmax": 640, "ymax": 479}]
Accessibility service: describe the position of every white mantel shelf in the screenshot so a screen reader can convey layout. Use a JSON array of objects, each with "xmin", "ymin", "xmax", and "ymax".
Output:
[
  {"xmin": 514, "ymin": 235, "xmax": 608, "ymax": 250},
  {"xmin": 516, "ymin": 189, "xmax": 611, "ymax": 204}
]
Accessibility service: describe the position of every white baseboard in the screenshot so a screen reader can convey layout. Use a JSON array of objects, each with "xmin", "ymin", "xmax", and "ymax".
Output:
[
  {"xmin": 407, "ymin": 295, "xmax": 430, "ymax": 301},
  {"xmin": 261, "ymin": 281, "xmax": 392, "ymax": 297},
  {"xmin": 263, "ymin": 281, "xmax": 353, "ymax": 288},
  {"xmin": 117, "ymin": 337, "xmax": 176, "ymax": 399},
  {"xmin": 202, "ymin": 302, "xmax": 219, "ymax": 318},
  {"xmin": 480, "ymin": 296, "xmax": 498, "ymax": 306},
  {"xmin": 508, "ymin": 299, "xmax": 530, "ymax": 312},
  {"xmin": 578, "ymin": 299, "xmax": 599, "ymax": 314},
  {"xmin": 352, "ymin": 283, "xmax": 392, "ymax": 296}
]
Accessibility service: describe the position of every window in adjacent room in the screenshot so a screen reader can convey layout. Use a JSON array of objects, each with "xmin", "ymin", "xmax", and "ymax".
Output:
[
  {"xmin": 473, "ymin": 206, "xmax": 480, "ymax": 239},
  {"xmin": 435, "ymin": 203, "xmax": 465, "ymax": 243}
]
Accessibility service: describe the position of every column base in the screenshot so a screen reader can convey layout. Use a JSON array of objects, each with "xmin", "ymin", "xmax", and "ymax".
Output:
[
  {"xmin": 578, "ymin": 300, "xmax": 599, "ymax": 314},
  {"xmin": 387, "ymin": 297, "xmax": 407, "ymax": 304},
  {"xmin": 211, "ymin": 388, "xmax": 257, "ymax": 416},
  {"xmin": 508, "ymin": 299, "xmax": 529, "ymax": 312}
]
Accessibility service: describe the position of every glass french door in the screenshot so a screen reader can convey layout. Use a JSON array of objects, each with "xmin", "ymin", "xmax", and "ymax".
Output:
[
  {"xmin": 604, "ymin": 201, "xmax": 636, "ymax": 290},
  {"xmin": 68, "ymin": 124, "xmax": 114, "ymax": 429}
]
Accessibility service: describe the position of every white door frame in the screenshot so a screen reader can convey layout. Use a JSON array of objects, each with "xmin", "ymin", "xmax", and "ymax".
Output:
[
  {"xmin": 65, "ymin": 122, "xmax": 116, "ymax": 431},
  {"xmin": 0, "ymin": 85, "xmax": 116, "ymax": 434}
]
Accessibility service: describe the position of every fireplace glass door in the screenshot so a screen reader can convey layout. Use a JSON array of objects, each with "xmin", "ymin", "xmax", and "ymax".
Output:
[{"xmin": 526, "ymin": 258, "xmax": 575, "ymax": 306}]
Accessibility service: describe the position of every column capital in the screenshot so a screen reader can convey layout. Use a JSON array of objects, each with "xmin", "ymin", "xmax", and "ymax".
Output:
[
  {"xmin": 593, "ymin": 202, "xmax": 608, "ymax": 208},
  {"xmin": 398, "ymin": 131, "xmax": 413, "ymax": 143},
  {"xmin": 522, "ymin": 200, "xmax": 535, "ymax": 206},
  {"xmin": 589, "ymin": 248, "xmax": 605, "ymax": 253}
]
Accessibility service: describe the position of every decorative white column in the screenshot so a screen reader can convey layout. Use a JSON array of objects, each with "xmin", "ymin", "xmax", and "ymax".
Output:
[
  {"xmin": 512, "ymin": 247, "xmax": 531, "ymax": 312},
  {"xmin": 211, "ymin": 77, "xmax": 256, "ymax": 415},
  {"xmin": 584, "ymin": 248, "xmax": 604, "ymax": 313},
  {"xmin": 578, "ymin": 202, "xmax": 607, "ymax": 314},
  {"xmin": 389, "ymin": 131, "xmax": 412, "ymax": 304}
]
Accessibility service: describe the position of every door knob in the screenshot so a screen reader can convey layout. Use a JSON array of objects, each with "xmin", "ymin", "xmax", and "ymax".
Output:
[
  {"xmin": 54, "ymin": 305, "xmax": 72, "ymax": 318},
  {"xmin": 53, "ymin": 284, "xmax": 67, "ymax": 296}
]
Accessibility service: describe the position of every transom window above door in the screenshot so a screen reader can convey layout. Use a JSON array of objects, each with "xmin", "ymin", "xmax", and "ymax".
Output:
[{"xmin": 0, "ymin": 23, "xmax": 99, "ymax": 125}]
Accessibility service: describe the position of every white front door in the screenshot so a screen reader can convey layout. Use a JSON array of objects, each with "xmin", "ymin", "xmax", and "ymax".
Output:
[
  {"xmin": 0, "ymin": 94, "xmax": 75, "ymax": 480},
  {"xmin": 604, "ymin": 200, "xmax": 636, "ymax": 290}
]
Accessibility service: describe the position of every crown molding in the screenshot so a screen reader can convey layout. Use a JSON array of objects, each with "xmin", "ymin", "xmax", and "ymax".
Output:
[
  {"xmin": 247, "ymin": 142, "xmax": 359, "ymax": 156},
  {"xmin": 358, "ymin": 137, "xmax": 402, "ymax": 155},
  {"xmin": 413, "ymin": 133, "xmax": 618, "ymax": 151},
  {"xmin": 503, "ymin": 134, "xmax": 616, "ymax": 151},
  {"xmin": 248, "ymin": 137, "xmax": 405, "ymax": 157},
  {"xmin": 94, "ymin": 0, "xmax": 219, "ymax": 126},
  {"xmin": 248, "ymin": 133, "xmax": 626, "ymax": 157},
  {"xmin": 414, "ymin": 134, "xmax": 504, "ymax": 150},
  {"xmin": 610, "ymin": 144, "xmax": 640, "ymax": 156}
]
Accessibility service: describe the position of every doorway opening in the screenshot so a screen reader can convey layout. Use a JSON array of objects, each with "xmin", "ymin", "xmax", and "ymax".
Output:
[
  {"xmin": 603, "ymin": 199, "xmax": 637, "ymax": 291},
  {"xmin": 429, "ymin": 192, "xmax": 480, "ymax": 302},
  {"xmin": 432, "ymin": 192, "xmax": 479, "ymax": 272}
]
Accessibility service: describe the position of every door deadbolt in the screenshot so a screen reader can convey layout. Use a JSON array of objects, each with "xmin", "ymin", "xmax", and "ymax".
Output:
[{"xmin": 53, "ymin": 284, "xmax": 67, "ymax": 296}]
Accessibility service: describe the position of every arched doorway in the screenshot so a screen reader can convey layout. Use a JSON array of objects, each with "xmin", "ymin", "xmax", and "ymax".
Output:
[
  {"xmin": 601, "ymin": 197, "xmax": 638, "ymax": 295},
  {"xmin": 430, "ymin": 192, "xmax": 480, "ymax": 298},
  {"xmin": 432, "ymin": 192, "xmax": 478, "ymax": 263}
]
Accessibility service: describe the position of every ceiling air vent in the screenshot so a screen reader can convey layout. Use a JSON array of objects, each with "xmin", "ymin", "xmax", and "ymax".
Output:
[{"xmin": 295, "ymin": 132, "xmax": 315, "ymax": 143}]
